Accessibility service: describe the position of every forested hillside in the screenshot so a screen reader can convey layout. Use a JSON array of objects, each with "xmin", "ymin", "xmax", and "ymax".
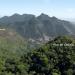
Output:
[
  {"xmin": 0, "ymin": 0, "xmax": 75, "ymax": 75},
  {"xmin": 0, "ymin": 36, "xmax": 75, "ymax": 75},
  {"xmin": 0, "ymin": 14, "xmax": 75, "ymax": 75}
]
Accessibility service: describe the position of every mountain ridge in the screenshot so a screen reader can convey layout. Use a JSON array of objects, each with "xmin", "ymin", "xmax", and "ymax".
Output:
[{"xmin": 0, "ymin": 13, "xmax": 75, "ymax": 42}]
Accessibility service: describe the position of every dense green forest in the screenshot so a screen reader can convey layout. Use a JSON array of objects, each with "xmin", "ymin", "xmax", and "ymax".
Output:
[{"xmin": 0, "ymin": 36, "xmax": 75, "ymax": 75}]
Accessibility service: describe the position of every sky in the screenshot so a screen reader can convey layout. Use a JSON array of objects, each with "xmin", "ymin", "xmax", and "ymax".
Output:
[{"xmin": 0, "ymin": 0, "xmax": 75, "ymax": 19}]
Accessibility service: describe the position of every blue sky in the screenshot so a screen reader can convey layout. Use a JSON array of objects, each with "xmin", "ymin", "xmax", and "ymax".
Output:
[{"xmin": 0, "ymin": 0, "xmax": 75, "ymax": 19}]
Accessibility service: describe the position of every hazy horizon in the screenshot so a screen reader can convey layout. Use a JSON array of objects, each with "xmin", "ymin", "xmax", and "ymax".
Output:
[{"xmin": 0, "ymin": 0, "xmax": 75, "ymax": 20}]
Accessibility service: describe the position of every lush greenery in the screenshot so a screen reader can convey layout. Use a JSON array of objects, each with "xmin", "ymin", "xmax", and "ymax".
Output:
[
  {"xmin": 0, "ymin": 36, "xmax": 75, "ymax": 75},
  {"xmin": 0, "ymin": 13, "xmax": 75, "ymax": 75}
]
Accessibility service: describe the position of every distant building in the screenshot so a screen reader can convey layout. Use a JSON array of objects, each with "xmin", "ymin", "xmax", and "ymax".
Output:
[{"xmin": 0, "ymin": 29, "xmax": 6, "ymax": 31}]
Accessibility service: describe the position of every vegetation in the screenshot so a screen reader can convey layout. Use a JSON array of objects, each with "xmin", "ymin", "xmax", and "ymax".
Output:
[{"xmin": 0, "ymin": 36, "xmax": 75, "ymax": 75}]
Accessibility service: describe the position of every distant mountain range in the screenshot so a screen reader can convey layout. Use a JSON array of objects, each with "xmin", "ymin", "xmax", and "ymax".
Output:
[{"xmin": 0, "ymin": 13, "xmax": 75, "ymax": 42}]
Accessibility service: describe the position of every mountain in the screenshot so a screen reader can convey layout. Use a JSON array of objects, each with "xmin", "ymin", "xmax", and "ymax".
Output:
[
  {"xmin": 0, "ymin": 13, "xmax": 75, "ymax": 42},
  {"xmin": 0, "ymin": 13, "xmax": 75, "ymax": 75},
  {"xmin": 37, "ymin": 14, "xmax": 75, "ymax": 36}
]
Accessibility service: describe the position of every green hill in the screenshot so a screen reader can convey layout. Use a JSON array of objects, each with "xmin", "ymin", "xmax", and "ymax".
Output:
[
  {"xmin": 0, "ymin": 28, "xmax": 28, "ymax": 58},
  {"xmin": 0, "ymin": 36, "xmax": 74, "ymax": 75},
  {"xmin": 20, "ymin": 36, "xmax": 75, "ymax": 75}
]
